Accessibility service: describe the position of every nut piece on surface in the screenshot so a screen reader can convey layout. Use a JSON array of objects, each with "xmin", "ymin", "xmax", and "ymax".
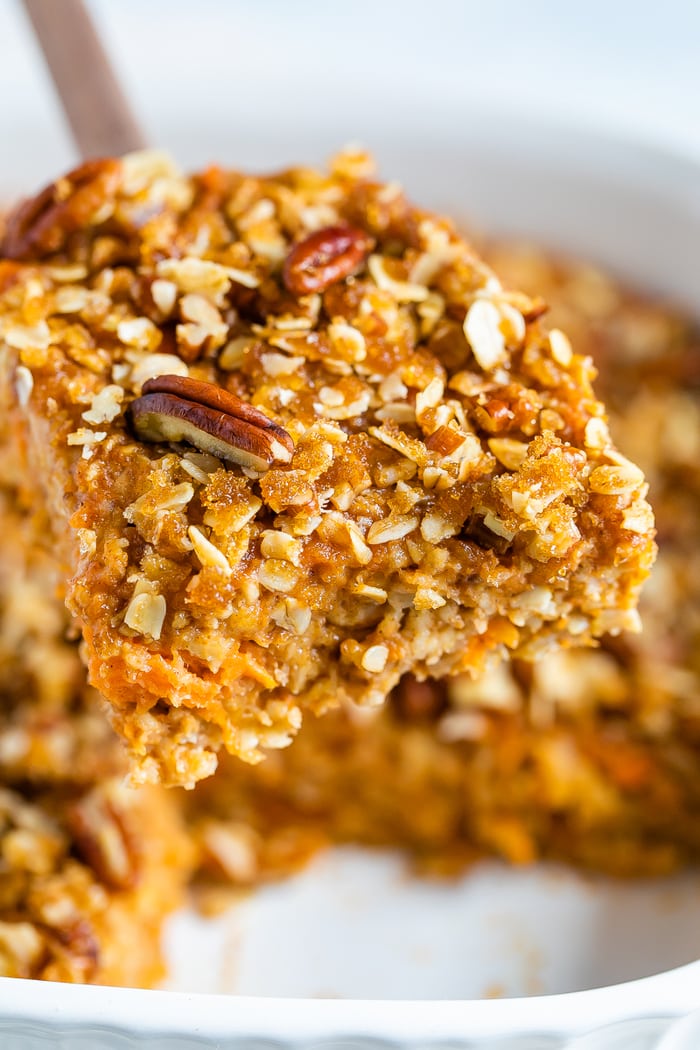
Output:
[
  {"xmin": 1, "ymin": 159, "xmax": 123, "ymax": 261},
  {"xmin": 283, "ymin": 224, "xmax": 374, "ymax": 295},
  {"xmin": 129, "ymin": 374, "xmax": 294, "ymax": 471}
]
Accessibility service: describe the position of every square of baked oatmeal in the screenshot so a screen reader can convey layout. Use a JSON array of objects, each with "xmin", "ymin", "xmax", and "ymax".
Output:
[{"xmin": 0, "ymin": 150, "xmax": 655, "ymax": 785}]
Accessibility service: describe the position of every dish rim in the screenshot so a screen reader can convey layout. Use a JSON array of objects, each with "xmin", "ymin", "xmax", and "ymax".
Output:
[{"xmin": 0, "ymin": 960, "xmax": 699, "ymax": 1042}]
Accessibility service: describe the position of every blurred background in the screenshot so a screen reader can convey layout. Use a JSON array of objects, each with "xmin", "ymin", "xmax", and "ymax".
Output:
[
  {"xmin": 2, "ymin": 0, "xmax": 699, "ymax": 303},
  {"xmin": 3, "ymin": 0, "xmax": 700, "ymax": 185}
]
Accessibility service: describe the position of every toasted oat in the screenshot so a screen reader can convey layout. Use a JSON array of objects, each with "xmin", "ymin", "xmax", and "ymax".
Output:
[
  {"xmin": 589, "ymin": 463, "xmax": 645, "ymax": 495},
  {"xmin": 464, "ymin": 300, "xmax": 507, "ymax": 370},
  {"xmin": 82, "ymin": 385, "xmax": 124, "ymax": 425},
  {"xmin": 151, "ymin": 278, "xmax": 178, "ymax": 315},
  {"xmin": 123, "ymin": 591, "xmax": 167, "ymax": 639},
  {"xmin": 362, "ymin": 644, "xmax": 390, "ymax": 673},
  {"xmin": 219, "ymin": 337, "xmax": 254, "ymax": 371},
  {"xmin": 367, "ymin": 514, "xmax": 419, "ymax": 545},
  {"xmin": 14, "ymin": 365, "xmax": 33, "ymax": 407},
  {"xmin": 188, "ymin": 525, "xmax": 231, "ymax": 573},
  {"xmin": 549, "ymin": 328, "xmax": 573, "ymax": 366},
  {"xmin": 130, "ymin": 353, "xmax": 189, "ymax": 392}
]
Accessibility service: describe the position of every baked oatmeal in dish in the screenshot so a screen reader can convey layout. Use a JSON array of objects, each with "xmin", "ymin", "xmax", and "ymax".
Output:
[
  {"xmin": 0, "ymin": 781, "xmax": 188, "ymax": 986},
  {"xmin": 0, "ymin": 236, "xmax": 693, "ymax": 986},
  {"xmin": 190, "ymin": 248, "xmax": 700, "ymax": 888},
  {"xmin": 0, "ymin": 480, "xmax": 193, "ymax": 985},
  {"xmin": 0, "ymin": 150, "xmax": 655, "ymax": 787}
]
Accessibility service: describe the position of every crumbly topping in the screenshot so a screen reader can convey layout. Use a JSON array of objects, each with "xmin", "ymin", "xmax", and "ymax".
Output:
[{"xmin": 0, "ymin": 151, "xmax": 656, "ymax": 785}]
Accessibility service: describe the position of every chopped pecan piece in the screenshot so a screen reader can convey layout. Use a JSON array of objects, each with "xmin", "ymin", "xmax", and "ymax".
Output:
[
  {"xmin": 130, "ymin": 374, "xmax": 294, "ymax": 471},
  {"xmin": 41, "ymin": 918, "xmax": 100, "ymax": 982},
  {"xmin": 1, "ymin": 159, "xmax": 122, "ymax": 261},
  {"xmin": 425, "ymin": 425, "xmax": 466, "ymax": 456},
  {"xmin": 283, "ymin": 224, "xmax": 373, "ymax": 295},
  {"xmin": 67, "ymin": 790, "xmax": 138, "ymax": 891}
]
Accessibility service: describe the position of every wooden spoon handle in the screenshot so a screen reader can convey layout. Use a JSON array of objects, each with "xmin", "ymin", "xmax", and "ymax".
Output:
[{"xmin": 22, "ymin": 0, "xmax": 146, "ymax": 159}]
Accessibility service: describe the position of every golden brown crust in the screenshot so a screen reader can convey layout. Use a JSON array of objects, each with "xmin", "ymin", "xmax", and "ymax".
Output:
[{"xmin": 0, "ymin": 150, "xmax": 656, "ymax": 786}]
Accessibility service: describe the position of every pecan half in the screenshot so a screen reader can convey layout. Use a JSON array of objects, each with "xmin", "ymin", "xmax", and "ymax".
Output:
[
  {"xmin": 283, "ymin": 224, "xmax": 373, "ymax": 296},
  {"xmin": 130, "ymin": 374, "xmax": 294, "ymax": 471},
  {"xmin": 67, "ymin": 789, "xmax": 138, "ymax": 891},
  {"xmin": 1, "ymin": 158, "xmax": 123, "ymax": 261}
]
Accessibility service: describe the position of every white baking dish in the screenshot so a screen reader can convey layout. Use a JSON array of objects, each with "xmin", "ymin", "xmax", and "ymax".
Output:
[
  {"xmin": 0, "ymin": 114, "xmax": 697, "ymax": 1049},
  {"xmin": 2, "ymin": 2, "xmax": 700, "ymax": 1041}
]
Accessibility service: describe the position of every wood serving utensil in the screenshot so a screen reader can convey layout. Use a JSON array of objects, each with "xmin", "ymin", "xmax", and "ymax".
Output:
[{"xmin": 22, "ymin": 0, "xmax": 146, "ymax": 159}]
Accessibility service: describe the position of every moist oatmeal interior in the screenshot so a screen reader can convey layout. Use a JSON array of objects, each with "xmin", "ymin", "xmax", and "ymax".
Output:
[{"xmin": 0, "ymin": 150, "xmax": 655, "ymax": 787}]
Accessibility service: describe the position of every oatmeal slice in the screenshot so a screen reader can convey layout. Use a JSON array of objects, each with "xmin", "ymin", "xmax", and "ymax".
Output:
[{"xmin": 0, "ymin": 150, "xmax": 655, "ymax": 786}]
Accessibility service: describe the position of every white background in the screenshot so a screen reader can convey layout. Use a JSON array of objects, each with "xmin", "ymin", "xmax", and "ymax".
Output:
[{"xmin": 2, "ymin": 0, "xmax": 700, "ymax": 188}]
